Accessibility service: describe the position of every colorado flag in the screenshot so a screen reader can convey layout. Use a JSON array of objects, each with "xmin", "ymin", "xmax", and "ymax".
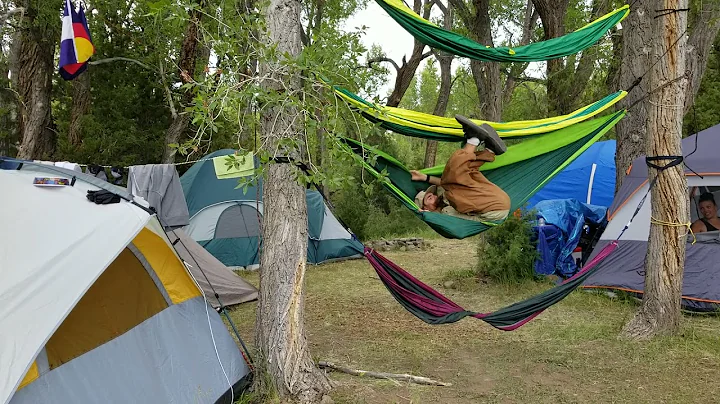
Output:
[{"xmin": 59, "ymin": 0, "xmax": 95, "ymax": 80}]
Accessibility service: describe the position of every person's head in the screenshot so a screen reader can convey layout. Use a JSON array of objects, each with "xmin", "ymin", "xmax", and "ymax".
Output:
[
  {"xmin": 415, "ymin": 185, "xmax": 441, "ymax": 211},
  {"xmin": 698, "ymin": 192, "xmax": 717, "ymax": 219}
]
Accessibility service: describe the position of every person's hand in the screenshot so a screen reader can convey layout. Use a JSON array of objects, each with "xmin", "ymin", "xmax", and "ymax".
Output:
[{"xmin": 410, "ymin": 170, "xmax": 426, "ymax": 181}]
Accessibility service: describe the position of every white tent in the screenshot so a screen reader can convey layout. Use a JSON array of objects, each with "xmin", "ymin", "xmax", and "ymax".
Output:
[{"xmin": 0, "ymin": 161, "xmax": 250, "ymax": 403}]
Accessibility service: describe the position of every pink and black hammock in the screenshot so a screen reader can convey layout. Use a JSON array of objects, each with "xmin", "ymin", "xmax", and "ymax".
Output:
[
  {"xmin": 361, "ymin": 243, "xmax": 617, "ymax": 330},
  {"xmin": 356, "ymin": 160, "xmax": 664, "ymax": 330}
]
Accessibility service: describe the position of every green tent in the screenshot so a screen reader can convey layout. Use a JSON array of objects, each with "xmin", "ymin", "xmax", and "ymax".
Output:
[{"xmin": 181, "ymin": 150, "xmax": 363, "ymax": 267}]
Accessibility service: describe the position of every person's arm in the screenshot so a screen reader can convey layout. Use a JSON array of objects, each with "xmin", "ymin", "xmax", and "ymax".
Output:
[
  {"xmin": 691, "ymin": 219, "xmax": 707, "ymax": 234},
  {"xmin": 410, "ymin": 170, "xmax": 441, "ymax": 185}
]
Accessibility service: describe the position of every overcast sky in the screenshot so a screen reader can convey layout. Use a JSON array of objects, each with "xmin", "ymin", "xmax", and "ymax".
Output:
[{"xmin": 343, "ymin": 1, "xmax": 427, "ymax": 98}]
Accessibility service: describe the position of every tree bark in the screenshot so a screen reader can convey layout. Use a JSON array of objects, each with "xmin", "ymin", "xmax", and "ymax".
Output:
[
  {"xmin": 68, "ymin": 69, "xmax": 91, "ymax": 146},
  {"xmin": 613, "ymin": 0, "xmax": 653, "ymax": 192},
  {"xmin": 534, "ymin": 0, "xmax": 607, "ymax": 115},
  {"xmin": 503, "ymin": 0, "xmax": 538, "ymax": 106},
  {"xmin": 162, "ymin": 1, "xmax": 207, "ymax": 163},
  {"xmin": 255, "ymin": 0, "xmax": 331, "ymax": 400},
  {"xmin": 468, "ymin": 0, "xmax": 502, "ymax": 120},
  {"xmin": 683, "ymin": 1, "xmax": 720, "ymax": 115},
  {"xmin": 614, "ymin": 0, "xmax": 720, "ymax": 190},
  {"xmin": 0, "ymin": 47, "xmax": 16, "ymax": 156},
  {"xmin": 532, "ymin": 0, "xmax": 568, "ymax": 115},
  {"xmin": 448, "ymin": 0, "xmax": 502, "ymax": 120},
  {"xmin": 622, "ymin": 0, "xmax": 689, "ymax": 339},
  {"xmin": 12, "ymin": 0, "xmax": 56, "ymax": 160},
  {"xmin": 424, "ymin": 4, "xmax": 454, "ymax": 168}
]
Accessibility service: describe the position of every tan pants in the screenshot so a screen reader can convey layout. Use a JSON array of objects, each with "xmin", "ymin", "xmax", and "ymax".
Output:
[{"xmin": 441, "ymin": 206, "xmax": 509, "ymax": 222}]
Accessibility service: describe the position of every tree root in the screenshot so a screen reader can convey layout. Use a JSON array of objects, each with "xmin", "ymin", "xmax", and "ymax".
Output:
[{"xmin": 317, "ymin": 361, "xmax": 452, "ymax": 386}]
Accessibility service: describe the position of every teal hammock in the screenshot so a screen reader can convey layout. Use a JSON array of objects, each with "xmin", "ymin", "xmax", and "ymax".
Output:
[
  {"xmin": 374, "ymin": 0, "xmax": 629, "ymax": 63},
  {"xmin": 341, "ymin": 110, "xmax": 626, "ymax": 239}
]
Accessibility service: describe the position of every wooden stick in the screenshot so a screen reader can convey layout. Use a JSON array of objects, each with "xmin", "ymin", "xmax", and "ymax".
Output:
[{"xmin": 317, "ymin": 361, "xmax": 452, "ymax": 387}]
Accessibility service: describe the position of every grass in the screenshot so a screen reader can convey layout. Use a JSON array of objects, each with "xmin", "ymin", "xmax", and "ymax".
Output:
[{"xmin": 226, "ymin": 238, "xmax": 720, "ymax": 403}]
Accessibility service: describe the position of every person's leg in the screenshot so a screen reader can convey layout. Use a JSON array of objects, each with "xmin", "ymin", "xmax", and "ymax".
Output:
[
  {"xmin": 477, "ymin": 209, "xmax": 510, "ymax": 222},
  {"xmin": 455, "ymin": 115, "xmax": 507, "ymax": 155},
  {"xmin": 462, "ymin": 140, "xmax": 479, "ymax": 154}
]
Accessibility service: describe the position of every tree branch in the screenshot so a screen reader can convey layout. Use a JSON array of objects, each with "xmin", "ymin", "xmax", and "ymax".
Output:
[
  {"xmin": 0, "ymin": 7, "xmax": 24, "ymax": 23},
  {"xmin": 446, "ymin": 0, "xmax": 470, "ymax": 25},
  {"xmin": 501, "ymin": 68, "xmax": 546, "ymax": 84},
  {"xmin": 318, "ymin": 361, "xmax": 452, "ymax": 386},
  {"xmin": 158, "ymin": 60, "xmax": 178, "ymax": 119},
  {"xmin": 300, "ymin": 25, "xmax": 310, "ymax": 46},
  {"xmin": 430, "ymin": 0, "xmax": 447, "ymax": 14},
  {"xmin": 367, "ymin": 56, "xmax": 400, "ymax": 72},
  {"xmin": 88, "ymin": 57, "xmax": 157, "ymax": 72}
]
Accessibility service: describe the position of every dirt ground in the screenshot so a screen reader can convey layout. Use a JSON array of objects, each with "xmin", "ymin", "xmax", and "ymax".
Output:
[{"xmin": 227, "ymin": 238, "xmax": 720, "ymax": 403}]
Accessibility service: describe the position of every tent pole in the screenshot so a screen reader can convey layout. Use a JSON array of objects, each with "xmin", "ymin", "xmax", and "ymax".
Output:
[{"xmin": 587, "ymin": 163, "xmax": 597, "ymax": 204}]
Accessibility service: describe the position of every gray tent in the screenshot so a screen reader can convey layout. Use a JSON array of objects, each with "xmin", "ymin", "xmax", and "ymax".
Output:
[
  {"xmin": 167, "ymin": 229, "xmax": 258, "ymax": 308},
  {"xmin": 584, "ymin": 126, "xmax": 720, "ymax": 311}
]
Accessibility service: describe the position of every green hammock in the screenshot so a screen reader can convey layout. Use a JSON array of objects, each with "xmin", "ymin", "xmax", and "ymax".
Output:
[
  {"xmin": 342, "ymin": 110, "xmax": 625, "ymax": 239},
  {"xmin": 375, "ymin": 0, "xmax": 629, "ymax": 63},
  {"xmin": 334, "ymin": 85, "xmax": 627, "ymax": 142}
]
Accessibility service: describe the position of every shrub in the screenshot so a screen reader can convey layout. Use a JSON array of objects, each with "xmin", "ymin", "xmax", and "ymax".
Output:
[{"xmin": 476, "ymin": 211, "xmax": 538, "ymax": 283}]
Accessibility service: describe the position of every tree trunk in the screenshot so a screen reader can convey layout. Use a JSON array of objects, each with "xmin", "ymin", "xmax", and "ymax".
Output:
[
  {"xmin": 255, "ymin": 0, "xmax": 331, "ymax": 400},
  {"xmin": 532, "ymin": 0, "xmax": 568, "ymax": 115},
  {"xmin": 12, "ymin": 0, "xmax": 56, "ymax": 160},
  {"xmin": 613, "ymin": 0, "xmax": 653, "ymax": 192},
  {"xmin": 622, "ymin": 0, "xmax": 689, "ymax": 339},
  {"xmin": 614, "ymin": 0, "xmax": 720, "ymax": 190},
  {"xmin": 68, "ymin": 69, "xmax": 91, "ymax": 146},
  {"xmin": 683, "ymin": 2, "xmax": 720, "ymax": 115},
  {"xmin": 0, "ymin": 49, "xmax": 16, "ymax": 156},
  {"xmin": 468, "ymin": 0, "xmax": 502, "ymax": 121},
  {"xmin": 162, "ymin": 2, "xmax": 206, "ymax": 163},
  {"xmin": 424, "ymin": 4, "xmax": 454, "ymax": 168},
  {"xmin": 503, "ymin": 0, "xmax": 538, "ymax": 106}
]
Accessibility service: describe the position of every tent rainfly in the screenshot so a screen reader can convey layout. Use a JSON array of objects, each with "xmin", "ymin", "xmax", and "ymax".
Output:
[
  {"xmin": 180, "ymin": 149, "xmax": 364, "ymax": 268},
  {"xmin": 583, "ymin": 126, "xmax": 720, "ymax": 311},
  {"xmin": 0, "ymin": 160, "xmax": 250, "ymax": 404},
  {"xmin": 527, "ymin": 140, "xmax": 616, "ymax": 208},
  {"xmin": 167, "ymin": 229, "xmax": 258, "ymax": 307}
]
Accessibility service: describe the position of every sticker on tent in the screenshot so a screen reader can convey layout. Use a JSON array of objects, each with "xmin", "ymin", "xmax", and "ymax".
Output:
[
  {"xmin": 33, "ymin": 177, "xmax": 70, "ymax": 187},
  {"xmin": 213, "ymin": 153, "xmax": 254, "ymax": 179}
]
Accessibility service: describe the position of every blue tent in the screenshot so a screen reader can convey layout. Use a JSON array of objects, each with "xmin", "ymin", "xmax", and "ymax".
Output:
[{"xmin": 526, "ymin": 140, "xmax": 616, "ymax": 208}]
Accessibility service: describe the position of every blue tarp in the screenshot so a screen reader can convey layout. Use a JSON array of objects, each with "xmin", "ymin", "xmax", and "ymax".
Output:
[
  {"xmin": 533, "ymin": 199, "xmax": 607, "ymax": 278},
  {"xmin": 527, "ymin": 140, "xmax": 616, "ymax": 208}
]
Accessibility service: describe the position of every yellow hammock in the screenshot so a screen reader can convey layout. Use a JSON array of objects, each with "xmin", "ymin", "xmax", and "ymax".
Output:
[{"xmin": 334, "ymin": 86, "xmax": 627, "ymax": 141}]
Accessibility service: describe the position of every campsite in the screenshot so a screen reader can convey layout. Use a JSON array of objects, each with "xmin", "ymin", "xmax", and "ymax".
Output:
[{"xmin": 3, "ymin": 0, "xmax": 720, "ymax": 403}]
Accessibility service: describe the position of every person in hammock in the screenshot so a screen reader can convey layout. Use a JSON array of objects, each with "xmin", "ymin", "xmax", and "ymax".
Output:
[{"xmin": 410, "ymin": 115, "xmax": 511, "ymax": 222}]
